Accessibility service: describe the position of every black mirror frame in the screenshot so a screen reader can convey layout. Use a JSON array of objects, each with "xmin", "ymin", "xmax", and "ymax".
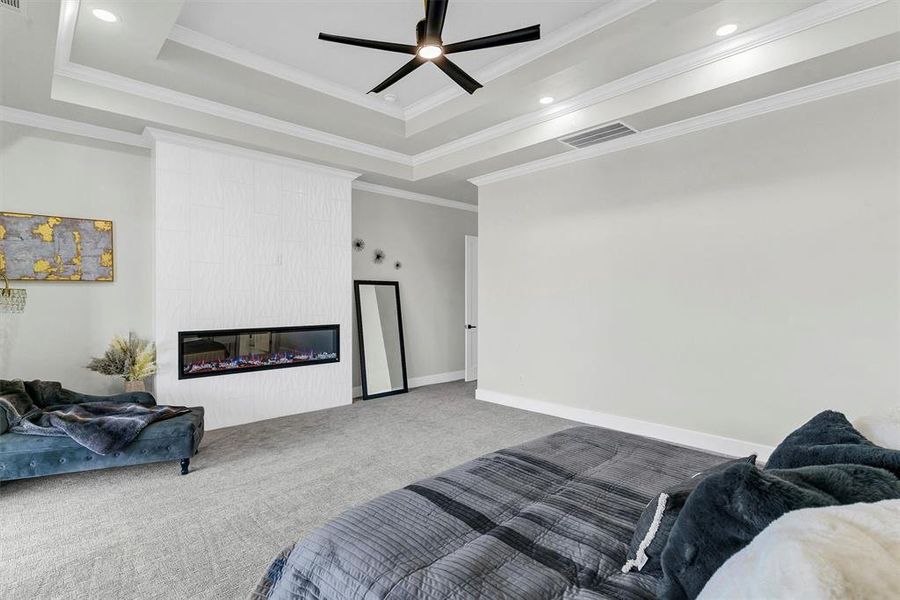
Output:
[{"xmin": 354, "ymin": 280, "xmax": 409, "ymax": 400}]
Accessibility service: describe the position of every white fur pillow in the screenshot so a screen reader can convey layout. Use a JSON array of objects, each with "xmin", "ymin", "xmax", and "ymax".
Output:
[
  {"xmin": 698, "ymin": 499, "xmax": 900, "ymax": 599},
  {"xmin": 854, "ymin": 406, "xmax": 900, "ymax": 450}
]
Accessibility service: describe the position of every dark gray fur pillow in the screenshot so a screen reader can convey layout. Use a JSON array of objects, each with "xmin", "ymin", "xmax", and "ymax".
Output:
[{"xmin": 621, "ymin": 455, "xmax": 756, "ymax": 575}]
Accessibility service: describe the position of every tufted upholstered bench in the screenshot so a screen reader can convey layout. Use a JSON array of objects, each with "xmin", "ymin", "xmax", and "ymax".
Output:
[{"xmin": 0, "ymin": 389, "xmax": 204, "ymax": 482}]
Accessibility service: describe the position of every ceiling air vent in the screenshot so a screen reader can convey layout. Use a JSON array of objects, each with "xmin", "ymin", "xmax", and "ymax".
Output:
[
  {"xmin": 559, "ymin": 122, "xmax": 637, "ymax": 149},
  {"xmin": 1, "ymin": 0, "xmax": 22, "ymax": 12}
]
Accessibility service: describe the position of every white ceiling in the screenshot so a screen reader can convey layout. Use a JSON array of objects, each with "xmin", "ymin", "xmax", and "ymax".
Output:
[
  {"xmin": 2, "ymin": 0, "xmax": 899, "ymax": 205},
  {"xmin": 176, "ymin": 0, "xmax": 609, "ymax": 106}
]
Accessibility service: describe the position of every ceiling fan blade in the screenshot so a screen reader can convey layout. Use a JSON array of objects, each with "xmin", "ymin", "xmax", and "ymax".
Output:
[
  {"xmin": 369, "ymin": 57, "xmax": 427, "ymax": 94},
  {"xmin": 424, "ymin": 0, "xmax": 449, "ymax": 43},
  {"xmin": 443, "ymin": 25, "xmax": 541, "ymax": 54},
  {"xmin": 432, "ymin": 55, "xmax": 482, "ymax": 94},
  {"xmin": 318, "ymin": 33, "xmax": 417, "ymax": 55}
]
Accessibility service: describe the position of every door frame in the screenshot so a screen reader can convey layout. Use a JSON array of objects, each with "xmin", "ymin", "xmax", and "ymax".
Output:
[{"xmin": 464, "ymin": 235, "xmax": 478, "ymax": 382}]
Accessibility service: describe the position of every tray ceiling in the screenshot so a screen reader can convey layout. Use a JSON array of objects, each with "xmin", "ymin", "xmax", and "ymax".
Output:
[
  {"xmin": 176, "ymin": 0, "xmax": 609, "ymax": 107},
  {"xmin": 1, "ymin": 0, "xmax": 898, "ymax": 205}
]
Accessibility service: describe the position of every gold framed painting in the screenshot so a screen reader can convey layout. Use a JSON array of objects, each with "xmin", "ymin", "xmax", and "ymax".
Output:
[{"xmin": 0, "ymin": 212, "xmax": 114, "ymax": 281}]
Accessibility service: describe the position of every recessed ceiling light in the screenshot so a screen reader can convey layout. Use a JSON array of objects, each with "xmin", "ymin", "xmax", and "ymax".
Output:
[
  {"xmin": 417, "ymin": 45, "xmax": 442, "ymax": 60},
  {"xmin": 92, "ymin": 8, "xmax": 118, "ymax": 22},
  {"xmin": 716, "ymin": 23, "xmax": 738, "ymax": 37},
  {"xmin": 539, "ymin": 96, "xmax": 555, "ymax": 105},
  {"xmin": 383, "ymin": 93, "xmax": 398, "ymax": 103}
]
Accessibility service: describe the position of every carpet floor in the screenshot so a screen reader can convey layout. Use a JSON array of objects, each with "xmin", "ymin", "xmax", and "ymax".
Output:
[{"xmin": 0, "ymin": 382, "xmax": 576, "ymax": 600}]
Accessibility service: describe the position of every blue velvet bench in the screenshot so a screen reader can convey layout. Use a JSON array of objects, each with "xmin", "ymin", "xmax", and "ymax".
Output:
[{"xmin": 0, "ymin": 389, "xmax": 204, "ymax": 482}]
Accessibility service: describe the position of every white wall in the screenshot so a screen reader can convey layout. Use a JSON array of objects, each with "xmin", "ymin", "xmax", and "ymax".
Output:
[
  {"xmin": 151, "ymin": 132, "xmax": 355, "ymax": 429},
  {"xmin": 351, "ymin": 189, "xmax": 477, "ymax": 391},
  {"xmin": 477, "ymin": 83, "xmax": 900, "ymax": 448},
  {"xmin": 0, "ymin": 123, "xmax": 153, "ymax": 394}
]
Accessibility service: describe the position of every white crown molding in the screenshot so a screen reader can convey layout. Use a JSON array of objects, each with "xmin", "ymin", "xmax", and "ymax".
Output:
[
  {"xmin": 0, "ymin": 105, "xmax": 150, "ymax": 148},
  {"xmin": 412, "ymin": 0, "xmax": 889, "ymax": 166},
  {"xmin": 50, "ymin": 0, "xmax": 891, "ymax": 180},
  {"xmin": 168, "ymin": 25, "xmax": 406, "ymax": 121},
  {"xmin": 53, "ymin": 0, "xmax": 410, "ymax": 167},
  {"xmin": 352, "ymin": 181, "xmax": 477, "ymax": 212},
  {"xmin": 144, "ymin": 127, "xmax": 361, "ymax": 180},
  {"xmin": 476, "ymin": 388, "xmax": 775, "ymax": 461},
  {"xmin": 166, "ymin": 0, "xmax": 655, "ymax": 123},
  {"xmin": 401, "ymin": 0, "xmax": 657, "ymax": 120},
  {"xmin": 470, "ymin": 61, "xmax": 900, "ymax": 186},
  {"xmin": 54, "ymin": 0, "xmax": 77, "ymax": 73},
  {"xmin": 55, "ymin": 61, "xmax": 415, "ymax": 167}
]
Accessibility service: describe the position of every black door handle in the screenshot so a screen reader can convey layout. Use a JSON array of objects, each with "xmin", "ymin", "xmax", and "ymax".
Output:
[{"xmin": 466, "ymin": 324, "xmax": 477, "ymax": 329}]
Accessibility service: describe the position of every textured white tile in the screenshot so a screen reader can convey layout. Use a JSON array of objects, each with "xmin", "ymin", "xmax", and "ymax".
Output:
[
  {"xmin": 305, "ymin": 196, "xmax": 330, "ymax": 221},
  {"xmin": 190, "ymin": 149, "xmax": 226, "ymax": 207},
  {"xmin": 189, "ymin": 230, "xmax": 224, "ymax": 265},
  {"xmin": 189, "ymin": 206, "xmax": 224, "ymax": 263},
  {"xmin": 154, "ymin": 139, "xmax": 353, "ymax": 428},
  {"xmin": 223, "ymin": 237, "xmax": 255, "ymax": 292},
  {"xmin": 281, "ymin": 192, "xmax": 309, "ymax": 242},
  {"xmin": 224, "ymin": 182, "xmax": 254, "ymax": 237},
  {"xmin": 250, "ymin": 212, "xmax": 281, "ymax": 241},
  {"xmin": 281, "ymin": 166, "xmax": 308, "ymax": 193},
  {"xmin": 155, "ymin": 290, "xmax": 191, "ymax": 335},
  {"xmin": 281, "ymin": 242, "xmax": 310, "ymax": 277},
  {"xmin": 307, "ymin": 219, "xmax": 334, "ymax": 249},
  {"xmin": 224, "ymin": 155, "xmax": 255, "ymax": 184},
  {"xmin": 253, "ymin": 162, "xmax": 283, "ymax": 217},
  {"xmin": 189, "ymin": 205, "xmax": 224, "ymax": 233},
  {"xmin": 156, "ymin": 230, "xmax": 191, "ymax": 291},
  {"xmin": 247, "ymin": 236, "xmax": 283, "ymax": 266},
  {"xmin": 223, "ymin": 292, "xmax": 255, "ymax": 329},
  {"xmin": 250, "ymin": 264, "xmax": 283, "ymax": 293},
  {"xmin": 155, "ymin": 143, "xmax": 191, "ymax": 174},
  {"xmin": 332, "ymin": 195, "xmax": 351, "ymax": 226},
  {"xmin": 156, "ymin": 171, "xmax": 190, "ymax": 232},
  {"xmin": 190, "ymin": 262, "xmax": 225, "ymax": 321}
]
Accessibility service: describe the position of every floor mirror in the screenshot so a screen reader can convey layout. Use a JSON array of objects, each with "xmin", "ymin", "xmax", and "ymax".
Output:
[{"xmin": 354, "ymin": 280, "xmax": 409, "ymax": 400}]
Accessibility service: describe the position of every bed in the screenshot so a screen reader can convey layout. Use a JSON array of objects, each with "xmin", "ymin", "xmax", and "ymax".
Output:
[{"xmin": 252, "ymin": 425, "xmax": 728, "ymax": 600}]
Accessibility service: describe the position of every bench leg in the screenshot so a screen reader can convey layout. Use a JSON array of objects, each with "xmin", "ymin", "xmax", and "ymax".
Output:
[{"xmin": 180, "ymin": 458, "xmax": 190, "ymax": 475}]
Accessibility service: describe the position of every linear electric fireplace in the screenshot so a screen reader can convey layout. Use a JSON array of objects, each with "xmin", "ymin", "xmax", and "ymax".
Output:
[{"xmin": 178, "ymin": 325, "xmax": 340, "ymax": 379}]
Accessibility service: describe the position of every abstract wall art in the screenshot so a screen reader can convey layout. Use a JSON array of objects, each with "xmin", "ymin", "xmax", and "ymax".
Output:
[{"xmin": 0, "ymin": 212, "xmax": 114, "ymax": 281}]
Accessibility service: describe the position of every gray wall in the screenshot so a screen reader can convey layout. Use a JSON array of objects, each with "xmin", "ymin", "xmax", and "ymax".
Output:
[
  {"xmin": 477, "ymin": 83, "xmax": 900, "ymax": 447},
  {"xmin": 352, "ymin": 189, "xmax": 477, "ymax": 390},
  {"xmin": 0, "ymin": 122, "xmax": 153, "ymax": 394}
]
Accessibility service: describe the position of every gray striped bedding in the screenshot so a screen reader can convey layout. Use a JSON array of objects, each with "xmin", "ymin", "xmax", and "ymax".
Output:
[{"xmin": 252, "ymin": 425, "xmax": 727, "ymax": 600}]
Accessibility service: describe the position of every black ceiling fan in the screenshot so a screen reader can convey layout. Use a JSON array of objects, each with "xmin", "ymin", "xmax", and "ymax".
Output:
[{"xmin": 318, "ymin": 0, "xmax": 540, "ymax": 95}]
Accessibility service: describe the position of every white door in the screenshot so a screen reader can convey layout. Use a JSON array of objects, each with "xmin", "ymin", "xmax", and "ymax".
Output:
[{"xmin": 465, "ymin": 235, "xmax": 478, "ymax": 382}]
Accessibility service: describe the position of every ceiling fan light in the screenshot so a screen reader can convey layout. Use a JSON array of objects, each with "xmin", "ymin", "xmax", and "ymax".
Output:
[{"xmin": 418, "ymin": 45, "xmax": 443, "ymax": 59}]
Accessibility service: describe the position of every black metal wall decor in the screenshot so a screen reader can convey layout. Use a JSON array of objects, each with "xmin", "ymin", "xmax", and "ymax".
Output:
[
  {"xmin": 353, "ymin": 238, "xmax": 366, "ymax": 252},
  {"xmin": 374, "ymin": 249, "xmax": 385, "ymax": 264},
  {"xmin": 394, "ymin": 261, "xmax": 402, "ymax": 270}
]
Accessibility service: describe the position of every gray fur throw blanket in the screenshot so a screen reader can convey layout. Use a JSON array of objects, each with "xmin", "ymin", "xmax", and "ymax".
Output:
[{"xmin": 0, "ymin": 383, "xmax": 188, "ymax": 455}]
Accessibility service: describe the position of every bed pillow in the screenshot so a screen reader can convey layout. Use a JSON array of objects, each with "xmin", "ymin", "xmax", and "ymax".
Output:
[
  {"xmin": 621, "ymin": 455, "xmax": 756, "ymax": 575},
  {"xmin": 697, "ymin": 499, "xmax": 900, "ymax": 599},
  {"xmin": 766, "ymin": 410, "xmax": 900, "ymax": 476},
  {"xmin": 855, "ymin": 408, "xmax": 900, "ymax": 450},
  {"xmin": 658, "ymin": 462, "xmax": 900, "ymax": 600}
]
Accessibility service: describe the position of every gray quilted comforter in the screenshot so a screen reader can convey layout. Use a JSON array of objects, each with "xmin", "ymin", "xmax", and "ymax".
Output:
[{"xmin": 253, "ymin": 426, "xmax": 726, "ymax": 600}]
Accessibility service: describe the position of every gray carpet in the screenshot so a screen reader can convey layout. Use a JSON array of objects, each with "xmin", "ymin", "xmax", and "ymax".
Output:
[{"xmin": 0, "ymin": 382, "xmax": 576, "ymax": 600}]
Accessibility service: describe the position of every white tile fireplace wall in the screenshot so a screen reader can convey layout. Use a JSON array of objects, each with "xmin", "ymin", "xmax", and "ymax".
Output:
[{"xmin": 147, "ymin": 129, "xmax": 358, "ymax": 429}]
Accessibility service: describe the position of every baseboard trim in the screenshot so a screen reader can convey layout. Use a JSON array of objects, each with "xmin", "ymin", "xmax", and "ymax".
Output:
[
  {"xmin": 353, "ymin": 370, "xmax": 465, "ymax": 399},
  {"xmin": 475, "ymin": 388, "xmax": 774, "ymax": 461}
]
